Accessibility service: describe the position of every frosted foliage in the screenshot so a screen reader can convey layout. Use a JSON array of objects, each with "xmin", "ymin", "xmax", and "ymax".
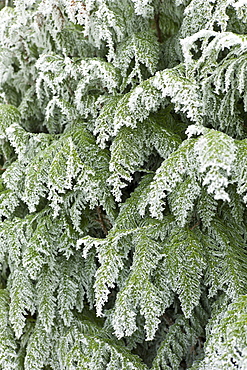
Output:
[
  {"xmin": 112, "ymin": 303, "xmax": 138, "ymax": 339},
  {"xmin": 233, "ymin": 0, "xmax": 247, "ymax": 23},
  {"xmin": 0, "ymin": 105, "xmax": 21, "ymax": 139},
  {"xmin": 146, "ymin": 128, "xmax": 236, "ymax": 223},
  {"xmin": 57, "ymin": 261, "xmax": 79, "ymax": 326},
  {"xmin": 6, "ymin": 123, "xmax": 30, "ymax": 162},
  {"xmin": 108, "ymin": 125, "xmax": 148, "ymax": 201},
  {"xmin": 0, "ymin": 290, "xmax": 18, "ymax": 370},
  {"xmin": 0, "ymin": 190, "xmax": 19, "ymax": 219},
  {"xmin": 181, "ymin": 31, "xmax": 247, "ymax": 78},
  {"xmin": 47, "ymin": 137, "xmax": 81, "ymax": 194},
  {"xmin": 112, "ymin": 235, "xmax": 167, "ymax": 340},
  {"xmin": 36, "ymin": 0, "xmax": 65, "ymax": 31},
  {"xmin": 168, "ymin": 178, "xmax": 201, "ymax": 226},
  {"xmin": 152, "ymin": 68, "xmax": 203, "ymax": 124},
  {"xmin": 114, "ymin": 31, "xmax": 159, "ymax": 88},
  {"xmin": 108, "ymin": 118, "xmax": 181, "ymax": 201},
  {"xmin": 95, "ymin": 72, "xmax": 194, "ymax": 145},
  {"xmin": 0, "ymin": 328, "xmax": 18, "ymax": 370},
  {"xmin": 36, "ymin": 53, "xmax": 119, "ymax": 122},
  {"xmin": 195, "ymin": 130, "xmax": 236, "ymax": 201},
  {"xmin": 164, "ymin": 230, "xmax": 206, "ymax": 317},
  {"xmin": 0, "ymin": 51, "xmax": 14, "ymax": 87},
  {"xmin": 181, "ymin": 30, "xmax": 247, "ymax": 136},
  {"xmin": 0, "ymin": 290, "xmax": 9, "ymax": 329},
  {"xmin": 65, "ymin": 0, "xmax": 87, "ymax": 25},
  {"xmin": 205, "ymin": 220, "xmax": 247, "ymax": 299},
  {"xmin": 130, "ymin": 0, "xmax": 154, "ymax": 17},
  {"xmin": 56, "ymin": 321, "xmax": 149, "ymax": 370},
  {"xmin": 91, "ymin": 231, "xmax": 133, "ymax": 316},
  {"xmin": 0, "ymin": 218, "xmax": 27, "ymax": 267},
  {"xmin": 24, "ymin": 323, "xmax": 53, "ymax": 370},
  {"xmin": 186, "ymin": 124, "xmax": 205, "ymax": 138},
  {"xmin": 180, "ymin": 29, "xmax": 217, "ymax": 65},
  {"xmin": 75, "ymin": 58, "xmax": 119, "ymax": 98},
  {"xmin": 37, "ymin": 268, "xmax": 57, "ymax": 332},
  {"xmin": 112, "ymin": 81, "xmax": 163, "ymax": 135},
  {"xmin": 8, "ymin": 268, "xmax": 35, "ymax": 339},
  {"xmin": 196, "ymin": 190, "xmax": 218, "ymax": 228},
  {"xmin": 180, "ymin": 0, "xmax": 241, "ymax": 38},
  {"xmin": 64, "ymin": 0, "xmax": 127, "ymax": 60},
  {"xmin": 1, "ymin": 0, "xmax": 247, "ymax": 369},
  {"xmin": 198, "ymin": 296, "xmax": 247, "ymax": 369},
  {"xmin": 0, "ymin": 8, "xmax": 16, "ymax": 43},
  {"xmin": 94, "ymin": 96, "xmax": 122, "ymax": 147},
  {"xmin": 152, "ymin": 311, "xmax": 203, "ymax": 370},
  {"xmin": 175, "ymin": 0, "xmax": 189, "ymax": 4},
  {"xmin": 22, "ymin": 217, "xmax": 56, "ymax": 280},
  {"xmin": 146, "ymin": 139, "xmax": 196, "ymax": 219},
  {"xmin": 233, "ymin": 140, "xmax": 247, "ymax": 201},
  {"xmin": 36, "ymin": 54, "xmax": 72, "ymax": 97}
]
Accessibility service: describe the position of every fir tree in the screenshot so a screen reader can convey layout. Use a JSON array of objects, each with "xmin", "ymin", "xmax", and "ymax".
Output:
[{"xmin": 0, "ymin": 0, "xmax": 247, "ymax": 368}]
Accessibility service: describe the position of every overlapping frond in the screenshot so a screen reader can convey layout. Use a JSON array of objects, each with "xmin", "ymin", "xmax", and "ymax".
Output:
[
  {"xmin": 181, "ymin": 30, "xmax": 247, "ymax": 137},
  {"xmin": 0, "ymin": 0, "xmax": 247, "ymax": 368},
  {"xmin": 108, "ymin": 117, "xmax": 181, "ymax": 201},
  {"xmin": 0, "ymin": 290, "xmax": 18, "ymax": 370},
  {"xmin": 57, "ymin": 313, "xmax": 149, "ymax": 370},
  {"xmin": 194, "ymin": 295, "xmax": 247, "ymax": 369}
]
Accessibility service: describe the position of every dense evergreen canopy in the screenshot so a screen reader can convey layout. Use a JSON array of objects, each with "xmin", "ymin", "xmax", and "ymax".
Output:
[{"xmin": 0, "ymin": 0, "xmax": 247, "ymax": 368}]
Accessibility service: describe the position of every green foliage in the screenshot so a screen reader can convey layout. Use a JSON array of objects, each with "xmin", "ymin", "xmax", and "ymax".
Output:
[{"xmin": 0, "ymin": 0, "xmax": 247, "ymax": 369}]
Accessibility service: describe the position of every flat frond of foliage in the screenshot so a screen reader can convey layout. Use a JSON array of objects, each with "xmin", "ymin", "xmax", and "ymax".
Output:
[{"xmin": 0, "ymin": 0, "xmax": 247, "ymax": 369}]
